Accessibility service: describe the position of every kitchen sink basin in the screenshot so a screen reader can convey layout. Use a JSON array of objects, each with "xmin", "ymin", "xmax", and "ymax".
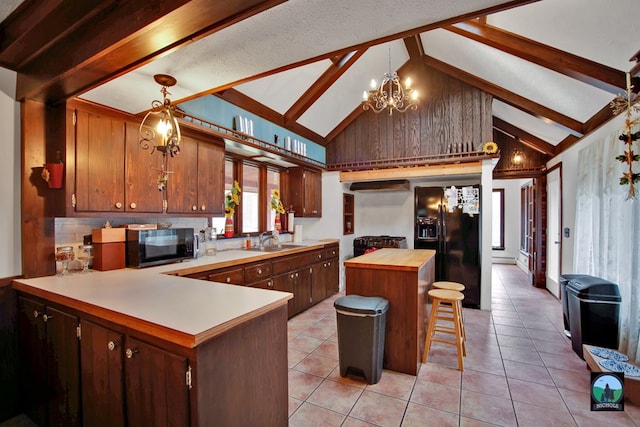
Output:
[{"xmin": 245, "ymin": 244, "xmax": 302, "ymax": 252}]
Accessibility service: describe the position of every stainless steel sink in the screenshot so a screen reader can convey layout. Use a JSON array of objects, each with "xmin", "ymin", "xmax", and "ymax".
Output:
[{"xmin": 245, "ymin": 244, "xmax": 302, "ymax": 252}]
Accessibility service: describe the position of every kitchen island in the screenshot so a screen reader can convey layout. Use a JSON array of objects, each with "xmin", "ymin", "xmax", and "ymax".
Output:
[
  {"xmin": 12, "ymin": 239, "xmax": 338, "ymax": 427},
  {"xmin": 344, "ymin": 248, "xmax": 435, "ymax": 375}
]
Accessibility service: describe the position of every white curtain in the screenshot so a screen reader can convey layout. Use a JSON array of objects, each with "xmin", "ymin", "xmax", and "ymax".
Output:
[{"xmin": 574, "ymin": 125, "xmax": 640, "ymax": 363}]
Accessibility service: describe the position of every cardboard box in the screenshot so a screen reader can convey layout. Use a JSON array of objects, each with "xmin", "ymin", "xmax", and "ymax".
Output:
[
  {"xmin": 92, "ymin": 228, "xmax": 126, "ymax": 243},
  {"xmin": 93, "ymin": 242, "xmax": 126, "ymax": 271}
]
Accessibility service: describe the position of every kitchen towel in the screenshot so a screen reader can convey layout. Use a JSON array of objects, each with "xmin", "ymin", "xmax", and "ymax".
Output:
[{"xmin": 294, "ymin": 225, "xmax": 303, "ymax": 243}]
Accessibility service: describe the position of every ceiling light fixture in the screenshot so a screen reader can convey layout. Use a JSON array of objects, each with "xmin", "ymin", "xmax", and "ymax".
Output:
[
  {"xmin": 362, "ymin": 47, "xmax": 418, "ymax": 115},
  {"xmin": 139, "ymin": 74, "xmax": 182, "ymax": 157},
  {"xmin": 512, "ymin": 149, "xmax": 524, "ymax": 167}
]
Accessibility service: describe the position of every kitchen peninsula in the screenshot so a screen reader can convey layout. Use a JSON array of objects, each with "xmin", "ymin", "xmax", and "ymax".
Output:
[
  {"xmin": 12, "ymin": 240, "xmax": 338, "ymax": 426},
  {"xmin": 344, "ymin": 248, "xmax": 435, "ymax": 375}
]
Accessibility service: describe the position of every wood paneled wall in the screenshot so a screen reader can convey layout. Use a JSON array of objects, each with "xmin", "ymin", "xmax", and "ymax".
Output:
[
  {"xmin": 492, "ymin": 129, "xmax": 548, "ymax": 173},
  {"xmin": 327, "ymin": 66, "xmax": 492, "ymax": 166}
]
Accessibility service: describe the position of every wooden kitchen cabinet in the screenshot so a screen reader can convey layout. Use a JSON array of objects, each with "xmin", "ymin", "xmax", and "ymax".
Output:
[
  {"xmin": 17, "ymin": 296, "xmax": 80, "ymax": 427},
  {"xmin": 124, "ymin": 336, "xmax": 190, "ymax": 427},
  {"xmin": 73, "ymin": 109, "xmax": 126, "ymax": 213},
  {"xmin": 273, "ymin": 268, "xmax": 311, "ymax": 317},
  {"xmin": 166, "ymin": 130, "xmax": 225, "ymax": 215},
  {"xmin": 80, "ymin": 320, "xmax": 125, "ymax": 426},
  {"xmin": 124, "ymin": 120, "xmax": 164, "ymax": 213},
  {"xmin": 287, "ymin": 167, "xmax": 322, "ymax": 217}
]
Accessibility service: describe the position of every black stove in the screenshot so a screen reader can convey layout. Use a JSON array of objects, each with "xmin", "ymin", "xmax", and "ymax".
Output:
[{"xmin": 353, "ymin": 235, "xmax": 408, "ymax": 257}]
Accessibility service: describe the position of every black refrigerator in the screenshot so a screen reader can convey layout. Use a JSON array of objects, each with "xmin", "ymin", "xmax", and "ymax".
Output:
[{"xmin": 415, "ymin": 185, "xmax": 481, "ymax": 308}]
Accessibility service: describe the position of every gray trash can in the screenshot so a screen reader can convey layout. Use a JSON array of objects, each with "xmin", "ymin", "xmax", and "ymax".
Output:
[
  {"xmin": 334, "ymin": 295, "xmax": 389, "ymax": 384},
  {"xmin": 559, "ymin": 274, "xmax": 591, "ymax": 337},
  {"xmin": 566, "ymin": 276, "xmax": 621, "ymax": 359}
]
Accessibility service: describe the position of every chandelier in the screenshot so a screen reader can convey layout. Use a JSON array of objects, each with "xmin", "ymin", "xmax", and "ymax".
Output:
[
  {"xmin": 139, "ymin": 74, "xmax": 182, "ymax": 193},
  {"xmin": 362, "ymin": 47, "xmax": 418, "ymax": 115},
  {"xmin": 139, "ymin": 74, "xmax": 182, "ymax": 158}
]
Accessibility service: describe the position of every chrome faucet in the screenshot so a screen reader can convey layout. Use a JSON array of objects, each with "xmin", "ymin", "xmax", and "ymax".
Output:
[{"xmin": 259, "ymin": 230, "xmax": 280, "ymax": 250}]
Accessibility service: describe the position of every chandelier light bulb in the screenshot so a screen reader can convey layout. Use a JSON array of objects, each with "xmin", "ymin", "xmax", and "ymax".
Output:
[
  {"xmin": 370, "ymin": 79, "xmax": 377, "ymax": 89},
  {"xmin": 405, "ymin": 77, "xmax": 412, "ymax": 88},
  {"xmin": 363, "ymin": 90, "xmax": 369, "ymax": 101}
]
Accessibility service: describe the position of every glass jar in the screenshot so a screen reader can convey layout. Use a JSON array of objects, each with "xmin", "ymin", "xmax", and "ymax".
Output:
[
  {"xmin": 205, "ymin": 227, "xmax": 217, "ymax": 256},
  {"xmin": 77, "ymin": 245, "xmax": 93, "ymax": 273},
  {"xmin": 55, "ymin": 246, "xmax": 74, "ymax": 276}
]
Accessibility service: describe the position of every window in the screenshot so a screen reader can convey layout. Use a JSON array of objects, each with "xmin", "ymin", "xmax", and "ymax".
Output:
[
  {"xmin": 242, "ymin": 163, "xmax": 260, "ymax": 234},
  {"xmin": 210, "ymin": 159, "xmax": 235, "ymax": 234},
  {"xmin": 266, "ymin": 169, "xmax": 281, "ymax": 231},
  {"xmin": 492, "ymin": 189, "xmax": 504, "ymax": 250}
]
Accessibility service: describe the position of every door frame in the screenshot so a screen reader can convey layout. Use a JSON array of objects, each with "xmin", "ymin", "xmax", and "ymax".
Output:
[{"xmin": 546, "ymin": 163, "xmax": 563, "ymax": 297}]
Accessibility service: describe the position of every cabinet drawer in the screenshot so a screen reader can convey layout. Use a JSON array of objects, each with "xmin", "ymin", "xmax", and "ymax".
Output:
[
  {"xmin": 207, "ymin": 268, "xmax": 244, "ymax": 285},
  {"xmin": 244, "ymin": 262, "xmax": 273, "ymax": 284},
  {"xmin": 310, "ymin": 249, "xmax": 324, "ymax": 263},
  {"xmin": 272, "ymin": 253, "xmax": 312, "ymax": 275},
  {"xmin": 325, "ymin": 246, "xmax": 339, "ymax": 259}
]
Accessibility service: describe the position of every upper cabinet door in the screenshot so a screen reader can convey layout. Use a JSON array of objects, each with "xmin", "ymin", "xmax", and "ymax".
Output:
[
  {"xmin": 124, "ymin": 121, "xmax": 163, "ymax": 213},
  {"xmin": 165, "ymin": 134, "xmax": 198, "ymax": 213},
  {"xmin": 74, "ymin": 110, "xmax": 125, "ymax": 212},
  {"xmin": 196, "ymin": 141, "xmax": 225, "ymax": 215},
  {"xmin": 288, "ymin": 168, "xmax": 322, "ymax": 217}
]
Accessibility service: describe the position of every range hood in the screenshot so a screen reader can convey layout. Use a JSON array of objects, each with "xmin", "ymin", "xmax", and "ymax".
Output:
[{"xmin": 349, "ymin": 179, "xmax": 410, "ymax": 192}]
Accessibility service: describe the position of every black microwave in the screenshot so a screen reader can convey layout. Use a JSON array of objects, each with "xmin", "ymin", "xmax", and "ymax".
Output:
[{"xmin": 126, "ymin": 228, "xmax": 195, "ymax": 268}]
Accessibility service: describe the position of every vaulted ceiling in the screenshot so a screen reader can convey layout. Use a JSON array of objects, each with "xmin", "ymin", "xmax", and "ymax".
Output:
[{"xmin": 1, "ymin": 0, "xmax": 639, "ymax": 161}]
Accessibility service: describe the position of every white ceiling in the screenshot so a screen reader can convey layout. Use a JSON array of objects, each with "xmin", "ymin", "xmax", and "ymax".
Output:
[{"xmin": 4, "ymin": 0, "xmax": 640, "ymax": 149}]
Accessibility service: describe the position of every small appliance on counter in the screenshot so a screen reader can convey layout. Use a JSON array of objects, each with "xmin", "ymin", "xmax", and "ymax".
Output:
[
  {"xmin": 353, "ymin": 236, "xmax": 407, "ymax": 257},
  {"xmin": 126, "ymin": 228, "xmax": 195, "ymax": 268}
]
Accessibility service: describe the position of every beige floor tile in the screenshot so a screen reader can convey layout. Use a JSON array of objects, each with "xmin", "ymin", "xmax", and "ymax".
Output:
[
  {"xmin": 410, "ymin": 380, "xmax": 460, "ymax": 414},
  {"xmin": 306, "ymin": 379, "xmax": 364, "ymax": 415},
  {"xmin": 503, "ymin": 359, "xmax": 555, "ymax": 386},
  {"xmin": 288, "ymin": 402, "xmax": 346, "ymax": 427},
  {"xmin": 462, "ymin": 369, "xmax": 511, "ymax": 399},
  {"xmin": 349, "ymin": 390, "xmax": 408, "ymax": 427},
  {"xmin": 460, "ymin": 390, "xmax": 517, "ymax": 426},
  {"xmin": 513, "ymin": 401, "xmax": 577, "ymax": 427},
  {"xmin": 294, "ymin": 354, "xmax": 338, "ymax": 378},
  {"xmin": 365, "ymin": 369, "xmax": 416, "ymax": 400},
  {"xmin": 508, "ymin": 377, "xmax": 570, "ymax": 412},
  {"xmin": 401, "ymin": 402, "xmax": 459, "ymax": 426}
]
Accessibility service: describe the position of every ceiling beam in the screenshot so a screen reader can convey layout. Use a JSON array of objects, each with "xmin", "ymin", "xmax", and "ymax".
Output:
[
  {"xmin": 284, "ymin": 49, "xmax": 367, "ymax": 125},
  {"xmin": 423, "ymin": 54, "xmax": 585, "ymax": 136},
  {"xmin": 8, "ymin": 0, "xmax": 286, "ymax": 103},
  {"xmin": 493, "ymin": 116, "xmax": 556, "ymax": 156},
  {"xmin": 446, "ymin": 21, "xmax": 630, "ymax": 95},
  {"xmin": 216, "ymin": 89, "xmax": 326, "ymax": 146}
]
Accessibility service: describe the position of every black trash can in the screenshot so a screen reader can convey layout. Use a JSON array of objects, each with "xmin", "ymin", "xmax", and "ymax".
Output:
[
  {"xmin": 559, "ymin": 274, "xmax": 591, "ymax": 337},
  {"xmin": 334, "ymin": 295, "xmax": 389, "ymax": 384},
  {"xmin": 566, "ymin": 276, "xmax": 621, "ymax": 359}
]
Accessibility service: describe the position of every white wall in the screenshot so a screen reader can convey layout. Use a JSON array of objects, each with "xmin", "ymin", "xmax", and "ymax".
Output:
[
  {"xmin": 547, "ymin": 112, "xmax": 627, "ymax": 275},
  {"xmin": 0, "ymin": 67, "xmax": 21, "ymax": 277},
  {"xmin": 492, "ymin": 178, "xmax": 529, "ymax": 264}
]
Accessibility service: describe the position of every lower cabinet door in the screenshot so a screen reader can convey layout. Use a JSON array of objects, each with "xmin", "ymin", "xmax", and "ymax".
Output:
[
  {"xmin": 80, "ymin": 320, "xmax": 125, "ymax": 427},
  {"xmin": 124, "ymin": 337, "xmax": 190, "ymax": 427}
]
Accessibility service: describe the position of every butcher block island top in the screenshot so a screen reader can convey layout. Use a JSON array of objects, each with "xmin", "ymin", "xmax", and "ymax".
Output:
[
  {"xmin": 344, "ymin": 248, "xmax": 435, "ymax": 271},
  {"xmin": 345, "ymin": 248, "xmax": 436, "ymax": 376}
]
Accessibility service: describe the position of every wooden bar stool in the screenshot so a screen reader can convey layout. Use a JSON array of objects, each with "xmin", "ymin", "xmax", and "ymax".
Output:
[
  {"xmin": 433, "ymin": 281, "xmax": 465, "ymax": 292},
  {"xmin": 423, "ymin": 289, "xmax": 466, "ymax": 371}
]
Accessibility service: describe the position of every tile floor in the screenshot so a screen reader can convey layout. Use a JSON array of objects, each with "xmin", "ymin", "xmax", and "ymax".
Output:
[{"xmin": 286, "ymin": 264, "xmax": 640, "ymax": 426}]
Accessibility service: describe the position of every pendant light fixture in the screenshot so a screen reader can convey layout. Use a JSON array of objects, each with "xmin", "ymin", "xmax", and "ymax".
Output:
[
  {"xmin": 362, "ymin": 46, "xmax": 418, "ymax": 115},
  {"xmin": 139, "ymin": 74, "xmax": 182, "ymax": 157}
]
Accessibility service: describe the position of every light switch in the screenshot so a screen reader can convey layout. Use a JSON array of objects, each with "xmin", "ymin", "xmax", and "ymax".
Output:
[{"xmin": 563, "ymin": 227, "xmax": 570, "ymax": 238}]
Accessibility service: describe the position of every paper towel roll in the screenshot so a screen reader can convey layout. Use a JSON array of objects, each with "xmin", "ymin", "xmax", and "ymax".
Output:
[
  {"xmin": 287, "ymin": 212, "xmax": 294, "ymax": 233},
  {"xmin": 293, "ymin": 225, "xmax": 303, "ymax": 243}
]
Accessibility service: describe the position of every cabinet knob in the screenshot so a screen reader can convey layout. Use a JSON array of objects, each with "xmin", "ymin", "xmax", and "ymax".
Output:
[
  {"xmin": 125, "ymin": 348, "xmax": 138, "ymax": 359},
  {"xmin": 43, "ymin": 314, "xmax": 53, "ymax": 322},
  {"xmin": 226, "ymin": 277, "xmax": 231, "ymax": 283},
  {"xmin": 115, "ymin": 202, "xmax": 122, "ymax": 209},
  {"xmin": 200, "ymin": 204, "xmax": 206, "ymax": 211},
  {"xmin": 33, "ymin": 310, "xmax": 40, "ymax": 319},
  {"xmin": 268, "ymin": 280, "xmax": 273, "ymax": 288},
  {"xmin": 257, "ymin": 268, "xmax": 262, "ymax": 275},
  {"xmin": 295, "ymin": 272, "xmax": 299, "ymax": 278},
  {"xmin": 107, "ymin": 341, "xmax": 117, "ymax": 351},
  {"xmin": 130, "ymin": 202, "xmax": 137, "ymax": 209},
  {"xmin": 318, "ymin": 254, "xmax": 322, "ymax": 259},
  {"xmin": 192, "ymin": 205, "xmax": 198, "ymax": 211}
]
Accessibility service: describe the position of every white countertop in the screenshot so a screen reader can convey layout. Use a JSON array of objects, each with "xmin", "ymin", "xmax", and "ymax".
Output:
[{"xmin": 13, "ymin": 240, "xmax": 338, "ymax": 348}]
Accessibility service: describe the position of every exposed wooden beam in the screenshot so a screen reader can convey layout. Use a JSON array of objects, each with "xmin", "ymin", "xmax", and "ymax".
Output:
[
  {"xmin": 215, "ymin": 89, "xmax": 325, "ymax": 146},
  {"xmin": 493, "ymin": 116, "xmax": 556, "ymax": 156},
  {"xmin": 284, "ymin": 49, "xmax": 366, "ymax": 124},
  {"xmin": 403, "ymin": 35, "xmax": 424, "ymax": 64},
  {"xmin": 8, "ymin": 0, "xmax": 286, "ymax": 103},
  {"xmin": 446, "ymin": 20, "xmax": 628, "ymax": 94},
  {"xmin": 554, "ymin": 134, "xmax": 580, "ymax": 154},
  {"xmin": 423, "ymin": 54, "xmax": 585, "ymax": 135}
]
